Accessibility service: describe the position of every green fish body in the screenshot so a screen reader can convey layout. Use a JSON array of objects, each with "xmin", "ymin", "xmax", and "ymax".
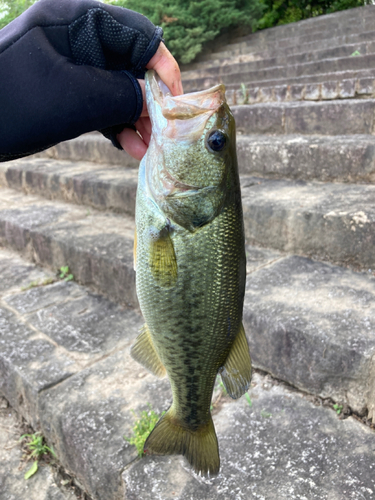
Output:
[{"xmin": 132, "ymin": 70, "xmax": 251, "ymax": 475}]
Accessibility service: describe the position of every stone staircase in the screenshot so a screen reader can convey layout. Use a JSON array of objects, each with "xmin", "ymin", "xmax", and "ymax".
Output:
[
  {"xmin": 2, "ymin": 6, "xmax": 375, "ymax": 500},
  {"xmin": 182, "ymin": 5, "xmax": 375, "ymax": 105}
]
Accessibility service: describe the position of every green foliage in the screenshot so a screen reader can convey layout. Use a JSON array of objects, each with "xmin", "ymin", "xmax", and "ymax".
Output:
[
  {"xmin": 24, "ymin": 460, "xmax": 38, "ymax": 480},
  {"xmin": 58, "ymin": 266, "xmax": 74, "ymax": 281},
  {"xmin": 256, "ymin": 0, "xmax": 371, "ymax": 30},
  {"xmin": 107, "ymin": 0, "xmax": 265, "ymax": 63},
  {"xmin": 125, "ymin": 405, "xmax": 164, "ymax": 456},
  {"xmin": 0, "ymin": 0, "xmax": 38, "ymax": 30},
  {"xmin": 19, "ymin": 432, "xmax": 56, "ymax": 480},
  {"xmin": 333, "ymin": 403, "xmax": 343, "ymax": 415}
]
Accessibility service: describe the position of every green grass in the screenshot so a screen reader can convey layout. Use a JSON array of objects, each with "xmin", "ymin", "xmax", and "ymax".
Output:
[
  {"xmin": 125, "ymin": 405, "xmax": 164, "ymax": 456},
  {"xmin": 19, "ymin": 432, "xmax": 56, "ymax": 479}
]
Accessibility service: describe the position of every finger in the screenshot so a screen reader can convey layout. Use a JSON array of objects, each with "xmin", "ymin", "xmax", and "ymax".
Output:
[
  {"xmin": 137, "ymin": 79, "xmax": 148, "ymax": 117},
  {"xmin": 117, "ymin": 128, "xmax": 147, "ymax": 161},
  {"xmin": 146, "ymin": 42, "xmax": 183, "ymax": 96},
  {"xmin": 136, "ymin": 117, "xmax": 151, "ymax": 146}
]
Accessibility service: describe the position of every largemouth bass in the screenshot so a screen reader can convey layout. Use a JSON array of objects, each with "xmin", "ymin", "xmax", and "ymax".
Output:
[{"xmin": 131, "ymin": 70, "xmax": 251, "ymax": 475}]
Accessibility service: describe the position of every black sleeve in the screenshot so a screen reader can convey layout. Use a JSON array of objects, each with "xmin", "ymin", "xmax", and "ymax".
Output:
[{"xmin": 0, "ymin": 0, "xmax": 163, "ymax": 161}]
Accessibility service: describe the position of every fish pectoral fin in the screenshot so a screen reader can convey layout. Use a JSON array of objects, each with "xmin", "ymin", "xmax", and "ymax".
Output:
[
  {"xmin": 144, "ymin": 409, "xmax": 219, "ymax": 476},
  {"xmin": 133, "ymin": 228, "xmax": 137, "ymax": 271},
  {"xmin": 220, "ymin": 323, "xmax": 252, "ymax": 399},
  {"xmin": 130, "ymin": 324, "xmax": 166, "ymax": 378},
  {"xmin": 149, "ymin": 228, "xmax": 177, "ymax": 288}
]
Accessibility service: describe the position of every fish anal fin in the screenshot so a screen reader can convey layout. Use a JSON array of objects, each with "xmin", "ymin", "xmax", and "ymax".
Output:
[
  {"xmin": 220, "ymin": 323, "xmax": 252, "ymax": 399},
  {"xmin": 149, "ymin": 226, "xmax": 177, "ymax": 288},
  {"xmin": 130, "ymin": 324, "xmax": 166, "ymax": 378},
  {"xmin": 144, "ymin": 409, "xmax": 219, "ymax": 476}
]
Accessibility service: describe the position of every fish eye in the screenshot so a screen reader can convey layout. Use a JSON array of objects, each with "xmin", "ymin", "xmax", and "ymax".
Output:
[{"xmin": 206, "ymin": 130, "xmax": 227, "ymax": 152}]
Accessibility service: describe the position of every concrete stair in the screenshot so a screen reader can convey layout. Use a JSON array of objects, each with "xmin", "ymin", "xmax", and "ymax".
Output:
[
  {"xmin": 2, "ymin": 6, "xmax": 375, "ymax": 500},
  {"xmin": 181, "ymin": 5, "xmax": 375, "ymax": 104}
]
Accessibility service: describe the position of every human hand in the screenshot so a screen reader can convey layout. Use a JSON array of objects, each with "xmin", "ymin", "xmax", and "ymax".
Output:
[{"xmin": 117, "ymin": 42, "xmax": 183, "ymax": 161}]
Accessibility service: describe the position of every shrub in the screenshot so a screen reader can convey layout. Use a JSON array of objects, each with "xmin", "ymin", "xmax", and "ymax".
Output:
[
  {"xmin": 107, "ymin": 0, "xmax": 265, "ymax": 63},
  {"xmin": 257, "ymin": 0, "xmax": 371, "ymax": 30},
  {"xmin": 0, "ymin": 0, "xmax": 37, "ymax": 30}
]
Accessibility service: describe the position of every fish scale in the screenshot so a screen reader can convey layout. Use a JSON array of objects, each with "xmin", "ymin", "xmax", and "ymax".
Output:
[{"xmin": 131, "ymin": 70, "xmax": 251, "ymax": 475}]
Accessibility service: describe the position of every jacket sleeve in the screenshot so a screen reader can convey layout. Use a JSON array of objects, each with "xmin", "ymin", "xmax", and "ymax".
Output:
[{"xmin": 0, "ymin": 0, "xmax": 163, "ymax": 161}]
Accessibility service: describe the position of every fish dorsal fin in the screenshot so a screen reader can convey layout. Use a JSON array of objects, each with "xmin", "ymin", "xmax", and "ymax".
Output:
[
  {"xmin": 149, "ymin": 227, "xmax": 177, "ymax": 288},
  {"xmin": 130, "ymin": 324, "xmax": 166, "ymax": 378},
  {"xmin": 219, "ymin": 323, "xmax": 252, "ymax": 399}
]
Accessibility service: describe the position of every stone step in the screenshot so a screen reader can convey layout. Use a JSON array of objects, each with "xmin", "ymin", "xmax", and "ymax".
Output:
[
  {"xmin": 232, "ymin": 99, "xmax": 375, "ymax": 136},
  {"xmin": 124, "ymin": 372, "xmax": 375, "ymax": 499},
  {"xmin": 0, "ymin": 157, "xmax": 138, "ymax": 216},
  {"xmin": 237, "ymin": 134, "xmax": 375, "ymax": 183},
  {"xmin": 0, "ymin": 396, "xmax": 77, "ymax": 500},
  {"xmin": 32, "ymin": 132, "xmax": 138, "ymax": 167},
  {"xmin": 225, "ymin": 75, "xmax": 375, "ymax": 105},
  {"xmin": 197, "ymin": 5, "xmax": 375, "ymax": 61},
  {"xmin": 0, "ymin": 188, "xmax": 137, "ymax": 307},
  {"xmin": 183, "ymin": 30, "xmax": 375, "ymax": 71},
  {"xmin": 4, "ymin": 135, "xmax": 375, "ymax": 200},
  {"xmin": 2, "ymin": 249, "xmax": 375, "ymax": 499},
  {"xmin": 1, "ymin": 169, "xmax": 375, "ymax": 272},
  {"xmin": 244, "ymin": 252, "xmax": 375, "ymax": 416},
  {"xmin": 241, "ymin": 177, "xmax": 375, "ymax": 269},
  {"xmin": 192, "ymin": 25, "xmax": 375, "ymax": 68},
  {"xmin": 26, "ymin": 102, "xmax": 373, "ymax": 171},
  {"xmin": 182, "ymin": 39, "xmax": 375, "ymax": 80},
  {"xmin": 1, "ymin": 181, "xmax": 375, "ymax": 407},
  {"xmin": 182, "ymin": 53, "xmax": 375, "ymax": 92}
]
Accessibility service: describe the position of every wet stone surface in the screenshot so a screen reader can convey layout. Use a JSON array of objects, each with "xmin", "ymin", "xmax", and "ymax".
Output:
[{"xmin": 123, "ymin": 373, "xmax": 375, "ymax": 500}]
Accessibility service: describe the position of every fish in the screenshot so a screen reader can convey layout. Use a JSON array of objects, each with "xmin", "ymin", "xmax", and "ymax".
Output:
[{"xmin": 131, "ymin": 69, "xmax": 251, "ymax": 476}]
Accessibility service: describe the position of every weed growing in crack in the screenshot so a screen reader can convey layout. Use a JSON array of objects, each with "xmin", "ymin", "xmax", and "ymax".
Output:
[
  {"xmin": 125, "ymin": 405, "xmax": 164, "ymax": 456},
  {"xmin": 19, "ymin": 432, "xmax": 56, "ymax": 479},
  {"xmin": 333, "ymin": 403, "xmax": 344, "ymax": 415},
  {"xmin": 58, "ymin": 266, "xmax": 74, "ymax": 281}
]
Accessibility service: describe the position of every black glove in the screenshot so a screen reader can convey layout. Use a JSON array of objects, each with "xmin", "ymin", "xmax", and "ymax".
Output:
[{"xmin": 0, "ymin": 0, "xmax": 163, "ymax": 161}]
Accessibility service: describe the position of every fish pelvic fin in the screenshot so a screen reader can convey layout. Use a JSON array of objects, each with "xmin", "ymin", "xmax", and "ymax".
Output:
[
  {"xmin": 220, "ymin": 323, "xmax": 252, "ymax": 399},
  {"xmin": 130, "ymin": 324, "xmax": 166, "ymax": 378},
  {"xmin": 149, "ymin": 226, "xmax": 177, "ymax": 288},
  {"xmin": 144, "ymin": 409, "xmax": 220, "ymax": 476}
]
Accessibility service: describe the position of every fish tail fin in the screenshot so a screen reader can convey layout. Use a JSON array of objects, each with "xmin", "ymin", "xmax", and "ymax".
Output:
[{"xmin": 144, "ymin": 409, "xmax": 220, "ymax": 476}]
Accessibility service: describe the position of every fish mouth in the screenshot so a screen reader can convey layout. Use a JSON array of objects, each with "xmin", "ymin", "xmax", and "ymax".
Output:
[
  {"xmin": 148, "ymin": 70, "xmax": 226, "ymax": 119},
  {"xmin": 146, "ymin": 70, "xmax": 227, "ymax": 143}
]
